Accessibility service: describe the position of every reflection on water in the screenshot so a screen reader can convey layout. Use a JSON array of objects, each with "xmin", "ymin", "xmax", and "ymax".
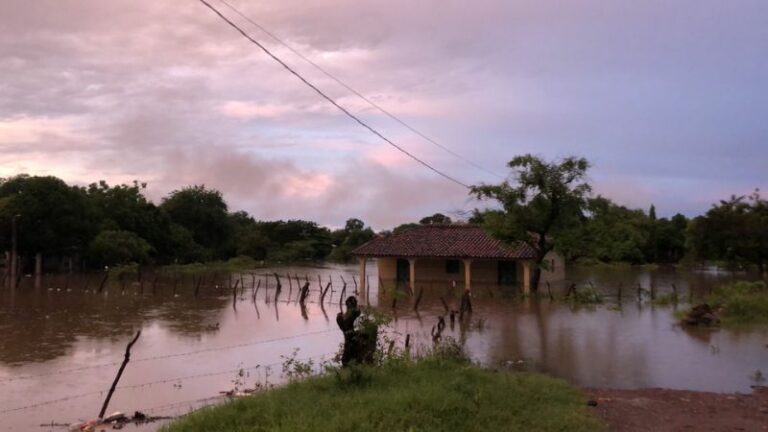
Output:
[{"xmin": 0, "ymin": 264, "xmax": 766, "ymax": 431}]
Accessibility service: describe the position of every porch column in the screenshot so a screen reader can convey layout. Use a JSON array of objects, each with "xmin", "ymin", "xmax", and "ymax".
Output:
[
  {"xmin": 408, "ymin": 258, "xmax": 417, "ymax": 294},
  {"xmin": 463, "ymin": 259, "xmax": 472, "ymax": 291},
  {"xmin": 522, "ymin": 261, "xmax": 531, "ymax": 294},
  {"xmin": 35, "ymin": 252, "xmax": 42, "ymax": 277},
  {"xmin": 358, "ymin": 256, "xmax": 367, "ymax": 301}
]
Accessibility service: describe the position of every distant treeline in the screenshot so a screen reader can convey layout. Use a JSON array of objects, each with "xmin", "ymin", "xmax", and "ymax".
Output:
[
  {"xmin": 470, "ymin": 191, "xmax": 765, "ymax": 271},
  {"xmin": 556, "ymin": 192, "xmax": 766, "ymax": 271},
  {"xmin": 0, "ymin": 175, "xmax": 373, "ymax": 271},
  {"xmin": 0, "ymin": 174, "xmax": 765, "ymax": 272}
]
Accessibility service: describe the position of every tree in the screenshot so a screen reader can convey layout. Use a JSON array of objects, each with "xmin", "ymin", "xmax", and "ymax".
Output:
[
  {"xmin": 392, "ymin": 223, "xmax": 419, "ymax": 235},
  {"xmin": 0, "ymin": 175, "xmax": 92, "ymax": 267},
  {"xmin": 582, "ymin": 197, "xmax": 648, "ymax": 263},
  {"xmin": 256, "ymin": 220, "xmax": 333, "ymax": 262},
  {"xmin": 654, "ymin": 213, "xmax": 688, "ymax": 263},
  {"xmin": 86, "ymin": 230, "xmax": 153, "ymax": 267},
  {"xmin": 329, "ymin": 218, "xmax": 375, "ymax": 262},
  {"xmin": 471, "ymin": 155, "xmax": 591, "ymax": 291},
  {"xmin": 688, "ymin": 191, "xmax": 767, "ymax": 271},
  {"xmin": 228, "ymin": 211, "xmax": 271, "ymax": 260},
  {"xmin": 82, "ymin": 180, "xmax": 175, "ymax": 263},
  {"xmin": 419, "ymin": 213, "xmax": 452, "ymax": 225},
  {"xmin": 160, "ymin": 185, "xmax": 231, "ymax": 259}
]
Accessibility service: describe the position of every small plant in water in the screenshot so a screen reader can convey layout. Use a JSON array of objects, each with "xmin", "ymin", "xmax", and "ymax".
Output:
[
  {"xmin": 750, "ymin": 369, "xmax": 765, "ymax": 384},
  {"xmin": 566, "ymin": 287, "xmax": 603, "ymax": 304},
  {"xmin": 230, "ymin": 362, "xmax": 249, "ymax": 393},
  {"xmin": 651, "ymin": 293, "xmax": 679, "ymax": 306}
]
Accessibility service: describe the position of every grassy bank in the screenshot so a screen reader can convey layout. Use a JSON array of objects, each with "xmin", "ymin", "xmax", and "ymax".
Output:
[
  {"xmin": 163, "ymin": 357, "xmax": 601, "ymax": 432},
  {"xmin": 703, "ymin": 280, "xmax": 768, "ymax": 325}
]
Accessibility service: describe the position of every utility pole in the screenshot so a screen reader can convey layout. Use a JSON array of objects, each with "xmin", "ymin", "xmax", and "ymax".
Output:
[{"xmin": 10, "ymin": 214, "xmax": 20, "ymax": 288}]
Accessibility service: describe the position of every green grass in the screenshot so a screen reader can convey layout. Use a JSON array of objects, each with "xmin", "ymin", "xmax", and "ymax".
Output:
[
  {"xmin": 162, "ymin": 358, "xmax": 601, "ymax": 432},
  {"xmin": 162, "ymin": 256, "xmax": 262, "ymax": 275},
  {"xmin": 571, "ymin": 258, "xmax": 632, "ymax": 269},
  {"xmin": 565, "ymin": 287, "xmax": 603, "ymax": 304},
  {"xmin": 704, "ymin": 281, "xmax": 768, "ymax": 325},
  {"xmin": 650, "ymin": 293, "xmax": 679, "ymax": 306}
]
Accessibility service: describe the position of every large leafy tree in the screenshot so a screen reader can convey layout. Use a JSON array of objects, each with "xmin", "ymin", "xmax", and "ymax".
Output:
[
  {"xmin": 580, "ymin": 197, "xmax": 648, "ymax": 263},
  {"xmin": 258, "ymin": 220, "xmax": 332, "ymax": 262},
  {"xmin": 82, "ymin": 180, "xmax": 176, "ymax": 263},
  {"xmin": 419, "ymin": 213, "xmax": 452, "ymax": 225},
  {"xmin": 688, "ymin": 191, "xmax": 767, "ymax": 271},
  {"xmin": 0, "ymin": 175, "xmax": 92, "ymax": 263},
  {"xmin": 471, "ymin": 155, "xmax": 591, "ymax": 291},
  {"xmin": 329, "ymin": 218, "xmax": 375, "ymax": 262},
  {"xmin": 86, "ymin": 229, "xmax": 153, "ymax": 267},
  {"xmin": 160, "ymin": 185, "xmax": 231, "ymax": 259}
]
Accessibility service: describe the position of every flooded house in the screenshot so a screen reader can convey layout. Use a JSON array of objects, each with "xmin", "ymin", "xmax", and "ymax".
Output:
[{"xmin": 352, "ymin": 224, "xmax": 564, "ymax": 294}]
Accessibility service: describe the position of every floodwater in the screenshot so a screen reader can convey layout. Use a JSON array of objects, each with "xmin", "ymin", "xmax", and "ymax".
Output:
[{"xmin": 0, "ymin": 264, "xmax": 766, "ymax": 431}]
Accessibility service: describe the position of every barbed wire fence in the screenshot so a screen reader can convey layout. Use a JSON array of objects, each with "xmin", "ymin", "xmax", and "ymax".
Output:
[{"xmin": 0, "ymin": 326, "xmax": 339, "ymax": 420}]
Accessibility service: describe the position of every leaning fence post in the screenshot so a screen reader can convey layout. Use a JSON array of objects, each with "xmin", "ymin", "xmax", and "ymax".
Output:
[
  {"xmin": 98, "ymin": 330, "xmax": 141, "ymax": 419},
  {"xmin": 413, "ymin": 285, "xmax": 424, "ymax": 311},
  {"xmin": 98, "ymin": 272, "xmax": 109, "ymax": 293}
]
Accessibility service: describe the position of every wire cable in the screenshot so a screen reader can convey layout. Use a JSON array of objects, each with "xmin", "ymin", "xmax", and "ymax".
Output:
[
  {"xmin": 215, "ymin": 0, "xmax": 504, "ymax": 180},
  {"xmin": 198, "ymin": 0, "xmax": 471, "ymax": 189},
  {"xmin": 0, "ymin": 329, "xmax": 337, "ymax": 383},
  {"xmin": 0, "ymin": 352, "xmax": 336, "ymax": 415}
]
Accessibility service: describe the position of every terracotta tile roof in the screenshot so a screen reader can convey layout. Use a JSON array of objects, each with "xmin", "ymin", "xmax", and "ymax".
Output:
[{"xmin": 352, "ymin": 225, "xmax": 537, "ymax": 259}]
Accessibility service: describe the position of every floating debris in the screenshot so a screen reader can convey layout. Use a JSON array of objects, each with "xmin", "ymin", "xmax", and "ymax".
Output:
[
  {"xmin": 681, "ymin": 304, "xmax": 720, "ymax": 326},
  {"xmin": 67, "ymin": 411, "xmax": 171, "ymax": 431}
]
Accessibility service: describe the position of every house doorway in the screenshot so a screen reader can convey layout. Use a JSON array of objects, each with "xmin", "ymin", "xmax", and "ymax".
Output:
[
  {"xmin": 396, "ymin": 259, "xmax": 410, "ymax": 287},
  {"xmin": 497, "ymin": 260, "xmax": 517, "ymax": 286}
]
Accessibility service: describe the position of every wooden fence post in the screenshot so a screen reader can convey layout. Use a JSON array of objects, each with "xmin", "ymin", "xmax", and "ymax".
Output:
[{"xmin": 98, "ymin": 331, "xmax": 141, "ymax": 419}]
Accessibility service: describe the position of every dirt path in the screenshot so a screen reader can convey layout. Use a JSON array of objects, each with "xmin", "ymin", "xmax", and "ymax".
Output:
[{"xmin": 585, "ymin": 386, "xmax": 768, "ymax": 431}]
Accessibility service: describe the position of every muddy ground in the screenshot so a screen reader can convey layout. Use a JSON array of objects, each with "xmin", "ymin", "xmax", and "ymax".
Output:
[{"xmin": 585, "ymin": 386, "xmax": 768, "ymax": 431}]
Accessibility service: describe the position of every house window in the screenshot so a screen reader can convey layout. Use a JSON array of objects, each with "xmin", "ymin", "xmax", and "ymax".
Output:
[{"xmin": 446, "ymin": 259, "xmax": 460, "ymax": 274}]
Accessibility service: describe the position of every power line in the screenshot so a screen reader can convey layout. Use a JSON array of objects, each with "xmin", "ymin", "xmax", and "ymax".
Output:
[
  {"xmin": 198, "ymin": 0, "xmax": 471, "ymax": 189},
  {"xmin": 215, "ymin": 0, "xmax": 504, "ymax": 180}
]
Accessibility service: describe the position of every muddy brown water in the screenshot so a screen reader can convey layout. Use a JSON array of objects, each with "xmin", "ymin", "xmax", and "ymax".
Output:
[{"xmin": 0, "ymin": 264, "xmax": 766, "ymax": 431}]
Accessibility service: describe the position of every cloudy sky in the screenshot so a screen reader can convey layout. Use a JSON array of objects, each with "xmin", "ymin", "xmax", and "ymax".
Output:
[{"xmin": 1, "ymin": 0, "xmax": 766, "ymax": 229}]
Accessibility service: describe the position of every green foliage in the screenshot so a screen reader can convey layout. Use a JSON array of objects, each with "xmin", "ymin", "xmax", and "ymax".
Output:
[
  {"xmin": 83, "ymin": 180, "xmax": 176, "ymax": 262},
  {"xmin": 705, "ymin": 281, "xmax": 768, "ymax": 325},
  {"xmin": 163, "ymin": 356, "xmax": 600, "ymax": 432},
  {"xmin": 0, "ymin": 175, "xmax": 92, "ymax": 256},
  {"xmin": 558, "ymin": 197, "xmax": 689, "ymax": 265},
  {"xmin": 161, "ymin": 185, "xmax": 231, "ymax": 259},
  {"xmin": 472, "ymin": 154, "xmax": 592, "ymax": 290},
  {"xmin": 566, "ymin": 287, "xmax": 603, "ymax": 304},
  {"xmin": 0, "ymin": 174, "xmax": 364, "ymax": 269},
  {"xmin": 650, "ymin": 293, "xmax": 679, "ymax": 306},
  {"xmin": 688, "ymin": 191, "xmax": 768, "ymax": 270},
  {"xmin": 419, "ymin": 212, "xmax": 452, "ymax": 225},
  {"xmin": 280, "ymin": 349, "xmax": 315, "ymax": 382},
  {"xmin": 392, "ymin": 222, "xmax": 419, "ymax": 235},
  {"xmin": 86, "ymin": 230, "xmax": 153, "ymax": 267},
  {"xmin": 328, "ymin": 218, "xmax": 375, "ymax": 262}
]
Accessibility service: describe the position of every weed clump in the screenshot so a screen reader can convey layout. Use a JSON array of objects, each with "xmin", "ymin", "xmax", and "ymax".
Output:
[
  {"xmin": 565, "ymin": 287, "xmax": 603, "ymax": 304},
  {"xmin": 706, "ymin": 281, "xmax": 768, "ymax": 325},
  {"xmin": 163, "ymin": 338, "xmax": 600, "ymax": 432}
]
